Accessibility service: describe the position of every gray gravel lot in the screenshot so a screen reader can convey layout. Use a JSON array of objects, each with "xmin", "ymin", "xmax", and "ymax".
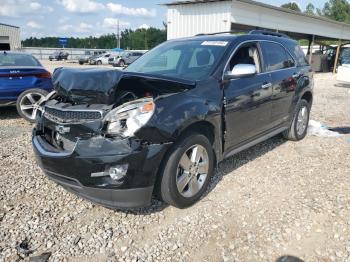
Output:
[{"xmin": 0, "ymin": 69, "xmax": 350, "ymax": 261}]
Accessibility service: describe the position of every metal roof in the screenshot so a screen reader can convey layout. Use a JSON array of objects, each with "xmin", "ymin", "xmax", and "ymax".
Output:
[
  {"xmin": 164, "ymin": 0, "xmax": 350, "ymax": 29},
  {"xmin": 0, "ymin": 23, "xmax": 20, "ymax": 29}
]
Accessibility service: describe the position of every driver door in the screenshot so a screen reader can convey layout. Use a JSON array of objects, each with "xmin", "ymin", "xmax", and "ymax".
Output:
[{"xmin": 223, "ymin": 42, "xmax": 273, "ymax": 151}]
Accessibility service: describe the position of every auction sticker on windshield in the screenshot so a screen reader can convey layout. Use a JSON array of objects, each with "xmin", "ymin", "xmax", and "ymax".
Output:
[{"xmin": 201, "ymin": 41, "xmax": 228, "ymax": 46}]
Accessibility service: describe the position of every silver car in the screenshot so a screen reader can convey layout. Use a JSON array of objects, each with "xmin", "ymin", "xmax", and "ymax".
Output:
[{"xmin": 112, "ymin": 51, "xmax": 144, "ymax": 67}]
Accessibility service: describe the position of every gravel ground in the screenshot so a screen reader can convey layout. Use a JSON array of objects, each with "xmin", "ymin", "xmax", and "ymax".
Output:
[{"xmin": 0, "ymin": 71, "xmax": 350, "ymax": 262}]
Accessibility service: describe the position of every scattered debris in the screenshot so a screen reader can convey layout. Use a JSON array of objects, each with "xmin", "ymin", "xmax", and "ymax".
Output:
[
  {"xmin": 308, "ymin": 120, "xmax": 343, "ymax": 138},
  {"xmin": 15, "ymin": 239, "xmax": 33, "ymax": 256},
  {"xmin": 73, "ymin": 236, "xmax": 81, "ymax": 245},
  {"xmin": 328, "ymin": 126, "xmax": 350, "ymax": 135},
  {"xmin": 29, "ymin": 252, "xmax": 52, "ymax": 262}
]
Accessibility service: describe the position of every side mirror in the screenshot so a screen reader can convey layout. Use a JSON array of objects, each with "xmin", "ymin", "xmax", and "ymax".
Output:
[{"xmin": 224, "ymin": 64, "xmax": 257, "ymax": 80}]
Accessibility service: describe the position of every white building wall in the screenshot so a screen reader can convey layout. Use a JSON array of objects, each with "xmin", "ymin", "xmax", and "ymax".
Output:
[
  {"xmin": 0, "ymin": 24, "xmax": 21, "ymax": 49},
  {"xmin": 167, "ymin": 1, "xmax": 231, "ymax": 40},
  {"xmin": 166, "ymin": 0, "xmax": 350, "ymax": 41}
]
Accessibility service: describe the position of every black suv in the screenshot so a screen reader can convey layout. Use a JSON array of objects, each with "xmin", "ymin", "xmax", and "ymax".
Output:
[{"xmin": 32, "ymin": 31, "xmax": 313, "ymax": 209}]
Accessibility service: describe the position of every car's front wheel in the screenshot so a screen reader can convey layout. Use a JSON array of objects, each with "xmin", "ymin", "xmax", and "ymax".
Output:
[
  {"xmin": 97, "ymin": 60, "xmax": 102, "ymax": 65},
  {"xmin": 16, "ymin": 89, "xmax": 48, "ymax": 123},
  {"xmin": 283, "ymin": 99, "xmax": 310, "ymax": 141},
  {"xmin": 157, "ymin": 132, "xmax": 214, "ymax": 208}
]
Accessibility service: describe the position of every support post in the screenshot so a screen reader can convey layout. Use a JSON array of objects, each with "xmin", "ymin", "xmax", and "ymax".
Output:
[
  {"xmin": 333, "ymin": 39, "xmax": 342, "ymax": 74},
  {"xmin": 308, "ymin": 35, "xmax": 315, "ymax": 65}
]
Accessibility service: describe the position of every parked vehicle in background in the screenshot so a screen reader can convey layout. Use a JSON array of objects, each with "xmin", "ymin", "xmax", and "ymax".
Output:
[
  {"xmin": 326, "ymin": 45, "xmax": 350, "ymax": 70},
  {"xmin": 112, "ymin": 51, "xmax": 144, "ymax": 67},
  {"xmin": 339, "ymin": 48, "xmax": 350, "ymax": 65},
  {"xmin": 49, "ymin": 51, "xmax": 69, "ymax": 61},
  {"xmin": 32, "ymin": 31, "xmax": 313, "ymax": 209},
  {"xmin": 91, "ymin": 53, "xmax": 112, "ymax": 65},
  {"xmin": 306, "ymin": 51, "xmax": 329, "ymax": 72},
  {"xmin": 79, "ymin": 50, "xmax": 106, "ymax": 65},
  {"xmin": 108, "ymin": 52, "xmax": 123, "ymax": 65},
  {"xmin": 0, "ymin": 52, "xmax": 53, "ymax": 122}
]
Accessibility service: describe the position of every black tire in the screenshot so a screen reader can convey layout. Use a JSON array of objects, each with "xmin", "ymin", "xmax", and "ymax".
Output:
[
  {"xmin": 16, "ymin": 88, "xmax": 48, "ymax": 123},
  {"xmin": 97, "ymin": 60, "xmax": 102, "ymax": 65},
  {"xmin": 157, "ymin": 132, "xmax": 214, "ymax": 208},
  {"xmin": 79, "ymin": 61, "xmax": 84, "ymax": 65},
  {"xmin": 118, "ymin": 60, "xmax": 125, "ymax": 67},
  {"xmin": 283, "ymin": 99, "xmax": 310, "ymax": 141}
]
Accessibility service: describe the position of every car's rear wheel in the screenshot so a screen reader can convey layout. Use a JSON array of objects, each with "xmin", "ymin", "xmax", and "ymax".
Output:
[
  {"xmin": 79, "ymin": 61, "xmax": 84, "ymax": 65},
  {"xmin": 157, "ymin": 132, "xmax": 214, "ymax": 208},
  {"xmin": 283, "ymin": 99, "xmax": 310, "ymax": 141},
  {"xmin": 97, "ymin": 60, "xmax": 102, "ymax": 65},
  {"xmin": 118, "ymin": 60, "xmax": 125, "ymax": 67},
  {"xmin": 16, "ymin": 89, "xmax": 48, "ymax": 123}
]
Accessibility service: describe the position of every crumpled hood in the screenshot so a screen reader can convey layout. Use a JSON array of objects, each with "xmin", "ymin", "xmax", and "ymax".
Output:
[{"xmin": 52, "ymin": 67, "xmax": 196, "ymax": 105}]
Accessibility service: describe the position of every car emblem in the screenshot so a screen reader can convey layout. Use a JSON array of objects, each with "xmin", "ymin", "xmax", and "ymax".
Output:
[{"xmin": 55, "ymin": 125, "xmax": 70, "ymax": 134}]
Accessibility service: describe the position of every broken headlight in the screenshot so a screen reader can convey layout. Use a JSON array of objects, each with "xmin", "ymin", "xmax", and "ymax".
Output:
[{"xmin": 104, "ymin": 97, "xmax": 155, "ymax": 137}]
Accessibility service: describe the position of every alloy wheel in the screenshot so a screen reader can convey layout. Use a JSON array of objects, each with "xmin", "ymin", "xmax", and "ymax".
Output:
[
  {"xmin": 176, "ymin": 144, "xmax": 209, "ymax": 198},
  {"xmin": 296, "ymin": 105, "xmax": 309, "ymax": 136},
  {"xmin": 19, "ymin": 92, "xmax": 46, "ymax": 121}
]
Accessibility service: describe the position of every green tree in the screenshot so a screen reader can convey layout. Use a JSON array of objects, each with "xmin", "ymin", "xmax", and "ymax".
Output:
[
  {"xmin": 321, "ymin": 0, "xmax": 350, "ymax": 23},
  {"xmin": 281, "ymin": 2, "xmax": 301, "ymax": 12},
  {"xmin": 304, "ymin": 3, "xmax": 315, "ymax": 15},
  {"xmin": 22, "ymin": 28, "xmax": 167, "ymax": 49}
]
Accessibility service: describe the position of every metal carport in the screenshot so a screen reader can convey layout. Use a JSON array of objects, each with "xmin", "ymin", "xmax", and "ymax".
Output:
[{"xmin": 165, "ymin": 0, "xmax": 350, "ymax": 72}]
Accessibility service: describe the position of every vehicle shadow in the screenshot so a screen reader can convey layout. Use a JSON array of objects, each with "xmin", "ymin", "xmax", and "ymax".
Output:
[
  {"xmin": 118, "ymin": 135, "xmax": 286, "ymax": 215},
  {"xmin": 204, "ymin": 135, "xmax": 286, "ymax": 200},
  {"xmin": 0, "ymin": 106, "xmax": 21, "ymax": 120}
]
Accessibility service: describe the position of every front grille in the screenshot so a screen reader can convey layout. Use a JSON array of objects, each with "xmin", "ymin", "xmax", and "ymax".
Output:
[{"xmin": 44, "ymin": 106, "xmax": 102, "ymax": 124}]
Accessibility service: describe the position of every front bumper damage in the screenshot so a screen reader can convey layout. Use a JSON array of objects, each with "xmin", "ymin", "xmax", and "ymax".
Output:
[{"xmin": 32, "ymin": 128, "xmax": 172, "ymax": 208}]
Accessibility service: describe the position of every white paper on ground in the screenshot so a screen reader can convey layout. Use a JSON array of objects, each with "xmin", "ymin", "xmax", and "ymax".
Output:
[
  {"xmin": 308, "ymin": 120, "xmax": 343, "ymax": 138},
  {"xmin": 337, "ymin": 65, "xmax": 350, "ymax": 83}
]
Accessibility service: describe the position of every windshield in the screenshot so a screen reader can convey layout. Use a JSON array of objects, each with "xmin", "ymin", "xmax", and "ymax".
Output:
[
  {"xmin": 125, "ymin": 40, "xmax": 229, "ymax": 81},
  {"xmin": 0, "ymin": 53, "xmax": 41, "ymax": 67}
]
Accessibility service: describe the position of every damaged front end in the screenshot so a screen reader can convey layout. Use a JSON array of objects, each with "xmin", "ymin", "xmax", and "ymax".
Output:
[{"xmin": 32, "ymin": 68, "xmax": 195, "ymax": 208}]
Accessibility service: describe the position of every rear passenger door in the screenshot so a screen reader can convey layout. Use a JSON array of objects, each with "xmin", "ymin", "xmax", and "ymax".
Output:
[{"xmin": 260, "ymin": 41, "xmax": 298, "ymax": 127}]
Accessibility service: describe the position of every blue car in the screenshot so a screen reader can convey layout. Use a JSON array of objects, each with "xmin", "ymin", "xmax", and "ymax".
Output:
[{"xmin": 0, "ymin": 51, "xmax": 53, "ymax": 122}]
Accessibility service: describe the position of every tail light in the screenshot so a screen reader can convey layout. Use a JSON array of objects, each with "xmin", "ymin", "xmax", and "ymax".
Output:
[{"xmin": 35, "ymin": 71, "xmax": 51, "ymax": 79}]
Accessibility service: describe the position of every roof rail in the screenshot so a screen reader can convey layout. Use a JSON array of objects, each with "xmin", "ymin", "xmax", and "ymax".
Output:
[
  {"xmin": 249, "ymin": 30, "xmax": 290, "ymax": 38},
  {"xmin": 195, "ymin": 31, "xmax": 236, "ymax": 36}
]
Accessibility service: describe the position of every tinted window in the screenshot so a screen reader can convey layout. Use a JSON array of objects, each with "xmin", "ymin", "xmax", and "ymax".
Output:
[
  {"xmin": 0, "ymin": 53, "xmax": 41, "ymax": 67},
  {"xmin": 285, "ymin": 42, "xmax": 309, "ymax": 67},
  {"xmin": 261, "ymin": 42, "xmax": 294, "ymax": 71}
]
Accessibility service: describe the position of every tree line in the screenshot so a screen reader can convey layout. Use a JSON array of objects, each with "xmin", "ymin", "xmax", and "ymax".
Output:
[
  {"xmin": 281, "ymin": 0, "xmax": 350, "ymax": 24},
  {"xmin": 22, "ymin": 0, "xmax": 350, "ymax": 49},
  {"xmin": 22, "ymin": 27, "xmax": 167, "ymax": 50}
]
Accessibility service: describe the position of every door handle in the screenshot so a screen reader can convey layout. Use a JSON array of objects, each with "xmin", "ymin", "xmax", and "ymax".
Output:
[{"xmin": 261, "ymin": 83, "xmax": 272, "ymax": 89}]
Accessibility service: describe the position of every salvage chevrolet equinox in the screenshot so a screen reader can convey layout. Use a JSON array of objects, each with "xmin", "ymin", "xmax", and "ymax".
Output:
[{"xmin": 32, "ymin": 31, "xmax": 313, "ymax": 208}]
